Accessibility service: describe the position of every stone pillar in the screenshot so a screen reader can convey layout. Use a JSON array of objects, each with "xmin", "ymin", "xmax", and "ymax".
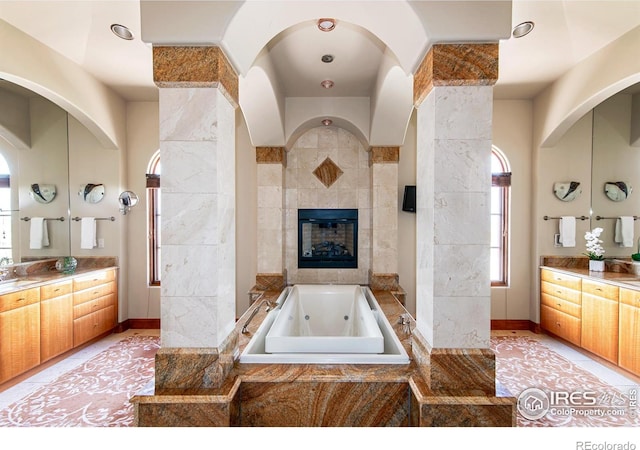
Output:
[
  {"xmin": 413, "ymin": 44, "xmax": 498, "ymax": 394},
  {"xmin": 153, "ymin": 46, "xmax": 238, "ymax": 390},
  {"xmin": 369, "ymin": 146, "xmax": 400, "ymax": 290},
  {"xmin": 255, "ymin": 147, "xmax": 286, "ymax": 291}
]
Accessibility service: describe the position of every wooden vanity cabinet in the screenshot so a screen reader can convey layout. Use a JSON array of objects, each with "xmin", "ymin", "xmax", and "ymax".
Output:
[
  {"xmin": 540, "ymin": 269, "xmax": 582, "ymax": 346},
  {"xmin": 619, "ymin": 288, "xmax": 640, "ymax": 375},
  {"xmin": 0, "ymin": 288, "xmax": 41, "ymax": 384},
  {"xmin": 72, "ymin": 269, "xmax": 117, "ymax": 347},
  {"xmin": 581, "ymin": 279, "xmax": 619, "ymax": 364},
  {"xmin": 40, "ymin": 279, "xmax": 74, "ymax": 362}
]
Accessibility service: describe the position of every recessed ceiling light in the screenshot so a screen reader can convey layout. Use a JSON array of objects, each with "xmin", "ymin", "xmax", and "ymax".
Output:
[
  {"xmin": 110, "ymin": 24, "xmax": 134, "ymax": 40},
  {"xmin": 321, "ymin": 54, "xmax": 334, "ymax": 63},
  {"xmin": 317, "ymin": 18, "xmax": 336, "ymax": 32},
  {"xmin": 512, "ymin": 21, "xmax": 534, "ymax": 38},
  {"xmin": 322, "ymin": 119, "xmax": 333, "ymax": 126},
  {"xmin": 321, "ymin": 80, "xmax": 334, "ymax": 89}
]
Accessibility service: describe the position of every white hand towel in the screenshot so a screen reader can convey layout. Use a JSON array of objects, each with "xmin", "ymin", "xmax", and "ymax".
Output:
[
  {"xmin": 559, "ymin": 216, "xmax": 576, "ymax": 247},
  {"xmin": 615, "ymin": 216, "xmax": 634, "ymax": 247},
  {"xmin": 29, "ymin": 217, "xmax": 49, "ymax": 249},
  {"xmin": 80, "ymin": 217, "xmax": 96, "ymax": 249}
]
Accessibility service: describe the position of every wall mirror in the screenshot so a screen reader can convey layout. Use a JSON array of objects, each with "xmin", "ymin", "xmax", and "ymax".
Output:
[
  {"xmin": 591, "ymin": 82, "xmax": 640, "ymax": 254},
  {"xmin": 118, "ymin": 191, "xmax": 138, "ymax": 215},
  {"xmin": 553, "ymin": 181, "xmax": 582, "ymax": 202},
  {"xmin": 79, "ymin": 183, "xmax": 105, "ymax": 203},
  {"xmin": 604, "ymin": 181, "xmax": 632, "ymax": 202},
  {"xmin": 0, "ymin": 80, "xmax": 71, "ymax": 262}
]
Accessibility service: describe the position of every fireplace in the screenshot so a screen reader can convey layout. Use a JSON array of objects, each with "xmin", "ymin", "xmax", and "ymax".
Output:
[{"xmin": 298, "ymin": 209, "xmax": 358, "ymax": 269}]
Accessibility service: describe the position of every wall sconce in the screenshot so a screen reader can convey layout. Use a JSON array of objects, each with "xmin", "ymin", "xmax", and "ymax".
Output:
[
  {"xmin": 119, "ymin": 191, "xmax": 138, "ymax": 215},
  {"xmin": 553, "ymin": 181, "xmax": 582, "ymax": 202}
]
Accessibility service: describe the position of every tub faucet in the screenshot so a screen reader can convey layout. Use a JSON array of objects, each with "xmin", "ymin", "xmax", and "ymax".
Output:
[{"xmin": 241, "ymin": 299, "xmax": 275, "ymax": 334}]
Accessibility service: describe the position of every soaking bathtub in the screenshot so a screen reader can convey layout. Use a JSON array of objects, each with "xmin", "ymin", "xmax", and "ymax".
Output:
[{"xmin": 239, "ymin": 284, "xmax": 410, "ymax": 364}]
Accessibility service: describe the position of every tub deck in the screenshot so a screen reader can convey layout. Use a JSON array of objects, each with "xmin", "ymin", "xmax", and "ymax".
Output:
[{"xmin": 132, "ymin": 289, "xmax": 516, "ymax": 427}]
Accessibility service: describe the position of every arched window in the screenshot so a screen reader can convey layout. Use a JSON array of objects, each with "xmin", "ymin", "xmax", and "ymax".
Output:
[
  {"xmin": 491, "ymin": 147, "xmax": 511, "ymax": 286},
  {"xmin": 147, "ymin": 151, "xmax": 161, "ymax": 285}
]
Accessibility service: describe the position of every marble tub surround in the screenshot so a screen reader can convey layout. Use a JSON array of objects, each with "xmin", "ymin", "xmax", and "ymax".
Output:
[
  {"xmin": 369, "ymin": 271, "xmax": 400, "ymax": 291},
  {"xmin": 132, "ymin": 289, "xmax": 515, "ymax": 427},
  {"xmin": 371, "ymin": 147, "xmax": 399, "ymax": 276},
  {"xmin": 284, "ymin": 126, "xmax": 372, "ymax": 285},
  {"xmin": 155, "ymin": 45, "xmax": 238, "ymax": 409},
  {"xmin": 154, "ymin": 329, "xmax": 237, "ymax": 392},
  {"xmin": 414, "ymin": 44, "xmax": 495, "ymax": 360},
  {"xmin": 254, "ymin": 273, "xmax": 286, "ymax": 291},
  {"xmin": 153, "ymin": 46, "xmax": 238, "ymax": 106},
  {"xmin": 256, "ymin": 148, "xmax": 285, "ymax": 274}
]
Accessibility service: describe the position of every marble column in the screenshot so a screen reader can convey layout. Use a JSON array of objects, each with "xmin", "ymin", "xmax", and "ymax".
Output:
[
  {"xmin": 369, "ymin": 146, "xmax": 400, "ymax": 291},
  {"xmin": 153, "ymin": 46, "xmax": 238, "ymax": 390},
  {"xmin": 413, "ymin": 44, "xmax": 499, "ymax": 394},
  {"xmin": 255, "ymin": 147, "xmax": 286, "ymax": 291}
]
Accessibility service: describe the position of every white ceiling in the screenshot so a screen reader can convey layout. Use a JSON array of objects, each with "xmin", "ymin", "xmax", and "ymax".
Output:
[{"xmin": 0, "ymin": 0, "xmax": 639, "ymax": 102}]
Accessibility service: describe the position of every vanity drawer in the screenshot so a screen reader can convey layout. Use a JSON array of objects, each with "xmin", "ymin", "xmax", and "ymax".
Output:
[
  {"xmin": 582, "ymin": 279, "xmax": 619, "ymax": 300},
  {"xmin": 73, "ymin": 269, "xmax": 116, "ymax": 292},
  {"xmin": 541, "ymin": 304, "xmax": 581, "ymax": 346},
  {"xmin": 73, "ymin": 305, "xmax": 117, "ymax": 346},
  {"xmin": 541, "ymin": 281, "xmax": 581, "ymax": 305},
  {"xmin": 73, "ymin": 293, "xmax": 116, "ymax": 319},
  {"xmin": 41, "ymin": 280, "xmax": 73, "ymax": 300},
  {"xmin": 541, "ymin": 293, "xmax": 582, "ymax": 318},
  {"xmin": 540, "ymin": 269, "xmax": 582, "ymax": 290},
  {"xmin": 0, "ymin": 288, "xmax": 40, "ymax": 313},
  {"xmin": 73, "ymin": 281, "xmax": 115, "ymax": 306},
  {"xmin": 619, "ymin": 288, "xmax": 640, "ymax": 308}
]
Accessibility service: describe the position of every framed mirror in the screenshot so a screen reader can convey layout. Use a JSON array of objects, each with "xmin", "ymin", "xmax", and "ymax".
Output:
[{"xmin": 553, "ymin": 181, "xmax": 582, "ymax": 202}]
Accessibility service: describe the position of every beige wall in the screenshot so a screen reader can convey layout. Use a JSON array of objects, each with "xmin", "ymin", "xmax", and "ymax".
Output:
[
  {"xmin": 125, "ymin": 102, "xmax": 160, "ymax": 320},
  {"xmin": 398, "ymin": 110, "xmax": 416, "ymax": 316},
  {"xmin": 235, "ymin": 109, "xmax": 258, "ymax": 317},
  {"xmin": 491, "ymin": 100, "xmax": 534, "ymax": 321}
]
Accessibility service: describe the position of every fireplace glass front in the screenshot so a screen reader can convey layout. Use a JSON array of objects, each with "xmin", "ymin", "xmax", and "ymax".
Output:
[{"xmin": 298, "ymin": 209, "xmax": 358, "ymax": 269}]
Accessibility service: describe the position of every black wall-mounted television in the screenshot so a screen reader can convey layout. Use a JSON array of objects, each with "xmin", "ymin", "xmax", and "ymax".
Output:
[{"xmin": 402, "ymin": 185, "xmax": 416, "ymax": 213}]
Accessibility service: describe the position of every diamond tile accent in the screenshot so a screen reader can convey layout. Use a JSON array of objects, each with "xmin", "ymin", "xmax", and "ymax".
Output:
[{"xmin": 313, "ymin": 157, "xmax": 343, "ymax": 188}]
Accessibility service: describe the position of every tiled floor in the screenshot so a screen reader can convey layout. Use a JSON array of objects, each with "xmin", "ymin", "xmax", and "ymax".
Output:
[
  {"xmin": 0, "ymin": 328, "xmax": 637, "ymax": 421},
  {"xmin": 492, "ymin": 330, "xmax": 640, "ymax": 396},
  {"xmin": 0, "ymin": 329, "xmax": 160, "ymax": 411}
]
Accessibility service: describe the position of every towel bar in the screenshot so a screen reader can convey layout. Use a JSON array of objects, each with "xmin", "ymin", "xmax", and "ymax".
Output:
[
  {"xmin": 595, "ymin": 216, "xmax": 639, "ymax": 221},
  {"xmin": 21, "ymin": 216, "xmax": 65, "ymax": 221},
  {"xmin": 72, "ymin": 216, "xmax": 115, "ymax": 221},
  {"xmin": 543, "ymin": 215, "xmax": 589, "ymax": 221}
]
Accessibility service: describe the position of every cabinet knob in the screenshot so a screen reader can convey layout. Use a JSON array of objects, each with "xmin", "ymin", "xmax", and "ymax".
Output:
[
  {"xmin": 556, "ymin": 322, "xmax": 561, "ymax": 327},
  {"xmin": 557, "ymin": 303, "xmax": 562, "ymax": 308}
]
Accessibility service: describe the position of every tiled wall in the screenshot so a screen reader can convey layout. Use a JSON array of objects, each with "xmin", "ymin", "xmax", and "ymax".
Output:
[{"xmin": 284, "ymin": 126, "xmax": 371, "ymax": 284}]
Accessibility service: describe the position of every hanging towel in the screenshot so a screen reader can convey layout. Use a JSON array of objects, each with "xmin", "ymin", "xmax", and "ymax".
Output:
[
  {"xmin": 29, "ymin": 217, "xmax": 49, "ymax": 249},
  {"xmin": 615, "ymin": 216, "xmax": 635, "ymax": 247},
  {"xmin": 80, "ymin": 217, "xmax": 96, "ymax": 249},
  {"xmin": 559, "ymin": 216, "xmax": 576, "ymax": 247}
]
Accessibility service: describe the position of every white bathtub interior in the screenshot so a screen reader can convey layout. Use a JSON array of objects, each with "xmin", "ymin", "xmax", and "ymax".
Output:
[{"xmin": 239, "ymin": 285, "xmax": 410, "ymax": 364}]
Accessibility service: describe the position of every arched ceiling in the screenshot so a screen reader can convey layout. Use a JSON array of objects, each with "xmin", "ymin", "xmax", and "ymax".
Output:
[{"xmin": 140, "ymin": 0, "xmax": 512, "ymax": 148}]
